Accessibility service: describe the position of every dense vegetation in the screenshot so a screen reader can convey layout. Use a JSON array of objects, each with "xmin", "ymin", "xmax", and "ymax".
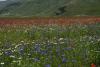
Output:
[{"xmin": 0, "ymin": 23, "xmax": 99, "ymax": 67}]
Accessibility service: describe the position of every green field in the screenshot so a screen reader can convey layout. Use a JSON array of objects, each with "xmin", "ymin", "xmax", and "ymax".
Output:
[
  {"xmin": 0, "ymin": 0, "xmax": 100, "ymax": 17},
  {"xmin": 0, "ymin": 23, "xmax": 100, "ymax": 67}
]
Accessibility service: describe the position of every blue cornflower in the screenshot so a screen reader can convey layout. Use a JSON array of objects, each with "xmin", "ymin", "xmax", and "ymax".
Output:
[
  {"xmin": 34, "ymin": 45, "xmax": 41, "ymax": 52},
  {"xmin": 16, "ymin": 44, "xmax": 26, "ymax": 55},
  {"xmin": 62, "ymin": 57, "xmax": 67, "ymax": 63},
  {"xmin": 56, "ymin": 47, "xmax": 61, "ymax": 56},
  {"xmin": 61, "ymin": 54, "xmax": 65, "ymax": 57},
  {"xmin": 33, "ymin": 57, "xmax": 40, "ymax": 62},
  {"xmin": 56, "ymin": 47, "xmax": 60, "ymax": 52},
  {"xmin": 19, "ymin": 49, "xmax": 24, "ymax": 54},
  {"xmin": 4, "ymin": 50, "xmax": 13, "ymax": 56},
  {"xmin": 46, "ymin": 44, "xmax": 53, "ymax": 49},
  {"xmin": 45, "ymin": 64, "xmax": 51, "ymax": 67},
  {"xmin": 58, "ymin": 64, "xmax": 61, "ymax": 67},
  {"xmin": 40, "ymin": 50, "xmax": 47, "ymax": 55}
]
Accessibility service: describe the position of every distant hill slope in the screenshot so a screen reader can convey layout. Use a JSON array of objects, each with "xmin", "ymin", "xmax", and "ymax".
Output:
[{"xmin": 0, "ymin": 0, "xmax": 100, "ymax": 17}]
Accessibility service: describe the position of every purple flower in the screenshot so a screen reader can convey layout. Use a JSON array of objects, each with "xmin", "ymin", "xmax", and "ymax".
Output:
[
  {"xmin": 33, "ymin": 57, "xmax": 40, "ymax": 62},
  {"xmin": 16, "ymin": 44, "xmax": 26, "ymax": 55},
  {"xmin": 45, "ymin": 64, "xmax": 51, "ymax": 67},
  {"xmin": 56, "ymin": 47, "xmax": 60, "ymax": 52},
  {"xmin": 46, "ymin": 44, "xmax": 53, "ymax": 49},
  {"xmin": 44, "ymin": 58, "xmax": 49, "ymax": 63},
  {"xmin": 40, "ymin": 50, "xmax": 47, "ymax": 55},
  {"xmin": 4, "ymin": 50, "xmax": 13, "ymax": 56},
  {"xmin": 58, "ymin": 64, "xmax": 61, "ymax": 67},
  {"xmin": 34, "ymin": 44, "xmax": 41, "ymax": 52},
  {"xmin": 62, "ymin": 57, "xmax": 67, "ymax": 63},
  {"xmin": 56, "ymin": 47, "xmax": 61, "ymax": 56},
  {"xmin": 61, "ymin": 54, "xmax": 65, "ymax": 57}
]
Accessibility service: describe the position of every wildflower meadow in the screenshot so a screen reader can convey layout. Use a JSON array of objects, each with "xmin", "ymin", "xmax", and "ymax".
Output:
[{"xmin": 0, "ymin": 23, "xmax": 99, "ymax": 67}]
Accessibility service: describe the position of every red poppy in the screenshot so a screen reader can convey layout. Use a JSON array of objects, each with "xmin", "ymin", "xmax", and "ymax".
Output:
[{"xmin": 91, "ymin": 63, "xmax": 96, "ymax": 67}]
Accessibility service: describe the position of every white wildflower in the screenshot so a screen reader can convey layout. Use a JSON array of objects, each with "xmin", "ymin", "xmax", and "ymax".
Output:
[
  {"xmin": 21, "ymin": 41, "xmax": 24, "ymax": 43},
  {"xmin": 97, "ymin": 39, "xmax": 100, "ymax": 42},
  {"xmin": 18, "ymin": 57, "xmax": 22, "ymax": 60},
  {"xmin": 89, "ymin": 36, "xmax": 93, "ymax": 40},
  {"xmin": 0, "ymin": 52, "xmax": 2, "ymax": 56},
  {"xmin": 12, "ymin": 61, "xmax": 17, "ymax": 63},
  {"xmin": 60, "ymin": 42, "xmax": 65, "ymax": 44},
  {"xmin": 32, "ymin": 41, "xmax": 35, "ymax": 44},
  {"xmin": 1, "ymin": 62, "xmax": 4, "ymax": 65},
  {"xmin": 49, "ymin": 28, "xmax": 54, "ymax": 30},
  {"xmin": 53, "ymin": 42, "xmax": 57, "ymax": 45},
  {"xmin": 10, "ymin": 55, "xmax": 15, "ymax": 58},
  {"xmin": 59, "ymin": 38, "xmax": 64, "ymax": 41}
]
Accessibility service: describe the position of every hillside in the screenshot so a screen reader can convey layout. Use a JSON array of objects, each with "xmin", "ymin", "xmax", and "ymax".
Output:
[{"xmin": 0, "ymin": 0, "xmax": 100, "ymax": 17}]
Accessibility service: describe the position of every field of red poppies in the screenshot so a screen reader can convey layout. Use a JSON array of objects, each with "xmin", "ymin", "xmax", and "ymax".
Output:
[{"xmin": 0, "ymin": 17, "xmax": 100, "ymax": 26}]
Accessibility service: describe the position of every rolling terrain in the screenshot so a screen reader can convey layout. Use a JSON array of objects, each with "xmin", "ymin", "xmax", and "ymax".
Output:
[{"xmin": 0, "ymin": 0, "xmax": 100, "ymax": 17}]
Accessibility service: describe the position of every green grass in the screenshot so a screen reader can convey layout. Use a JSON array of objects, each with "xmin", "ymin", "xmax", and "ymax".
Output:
[
  {"xmin": 0, "ymin": 23, "xmax": 100, "ymax": 67},
  {"xmin": 0, "ymin": 0, "xmax": 100, "ymax": 17}
]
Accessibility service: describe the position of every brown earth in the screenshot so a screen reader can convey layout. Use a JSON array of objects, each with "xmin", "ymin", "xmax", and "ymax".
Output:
[{"xmin": 0, "ymin": 17, "xmax": 100, "ymax": 26}]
